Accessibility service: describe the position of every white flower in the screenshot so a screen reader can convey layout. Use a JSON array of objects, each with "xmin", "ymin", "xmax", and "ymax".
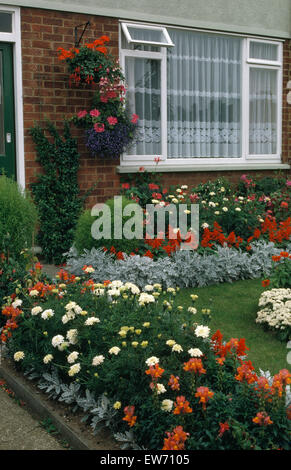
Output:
[
  {"xmin": 156, "ymin": 383, "xmax": 167, "ymax": 395},
  {"xmin": 209, "ymin": 201, "xmax": 216, "ymax": 207},
  {"xmin": 67, "ymin": 351, "xmax": 79, "ymax": 364},
  {"xmin": 41, "ymin": 309, "xmax": 54, "ymax": 320},
  {"xmin": 108, "ymin": 288, "xmax": 121, "ymax": 297},
  {"xmin": 209, "ymin": 192, "xmax": 216, "ymax": 196},
  {"xmin": 52, "ymin": 335, "xmax": 64, "ymax": 348},
  {"xmin": 222, "ymin": 207, "xmax": 228, "ymax": 212},
  {"xmin": 29, "ymin": 289, "xmax": 39, "ymax": 297},
  {"xmin": 145, "ymin": 356, "xmax": 159, "ymax": 367},
  {"xmin": 124, "ymin": 282, "xmax": 140, "ymax": 295},
  {"xmin": 43, "ymin": 354, "xmax": 53, "ymax": 364},
  {"xmin": 166, "ymin": 339, "xmax": 176, "ymax": 347},
  {"xmin": 65, "ymin": 302, "xmax": 77, "ymax": 311},
  {"xmin": 93, "ymin": 288, "xmax": 105, "ymax": 296},
  {"xmin": 109, "ymin": 346, "xmax": 121, "ymax": 355},
  {"xmin": 188, "ymin": 348, "xmax": 203, "ymax": 357},
  {"xmin": 68, "ymin": 363, "xmax": 81, "ymax": 376},
  {"xmin": 14, "ymin": 351, "xmax": 25, "ymax": 361},
  {"xmin": 12, "ymin": 299, "xmax": 22, "ymax": 308},
  {"xmin": 110, "ymin": 280, "xmax": 123, "ymax": 288},
  {"xmin": 220, "ymin": 187, "xmax": 225, "ymax": 192},
  {"xmin": 84, "ymin": 266, "xmax": 95, "ymax": 273},
  {"xmin": 181, "ymin": 185, "xmax": 188, "ymax": 189},
  {"xmin": 214, "ymin": 211, "xmax": 220, "ymax": 215},
  {"xmin": 172, "ymin": 198, "xmax": 178, "ymax": 204},
  {"xmin": 92, "ymin": 355, "xmax": 105, "ymax": 366},
  {"xmin": 152, "ymin": 199, "xmax": 159, "ymax": 204},
  {"xmin": 202, "ymin": 223, "xmax": 209, "ymax": 229},
  {"xmin": 195, "ymin": 325, "xmax": 210, "ymax": 338},
  {"xmin": 188, "ymin": 307, "xmax": 197, "ymax": 314},
  {"xmin": 66, "ymin": 329, "xmax": 78, "ymax": 345},
  {"xmin": 85, "ymin": 317, "xmax": 100, "ymax": 326},
  {"xmin": 172, "ymin": 344, "xmax": 183, "ymax": 353},
  {"xmin": 31, "ymin": 306, "xmax": 42, "ymax": 316},
  {"xmin": 62, "ymin": 312, "xmax": 75, "ymax": 324},
  {"xmin": 144, "ymin": 285, "xmax": 154, "ymax": 292},
  {"xmin": 138, "ymin": 292, "xmax": 155, "ymax": 306},
  {"xmin": 161, "ymin": 399, "xmax": 173, "ymax": 412},
  {"xmin": 235, "ymin": 207, "xmax": 241, "ymax": 212}
]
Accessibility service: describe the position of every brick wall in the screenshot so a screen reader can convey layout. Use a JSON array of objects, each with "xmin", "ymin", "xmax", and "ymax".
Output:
[
  {"xmin": 21, "ymin": 7, "xmax": 120, "ymax": 208},
  {"xmin": 21, "ymin": 7, "xmax": 291, "ymax": 211}
]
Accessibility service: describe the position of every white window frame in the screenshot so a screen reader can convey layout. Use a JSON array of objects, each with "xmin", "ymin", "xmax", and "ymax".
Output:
[
  {"xmin": 121, "ymin": 22, "xmax": 174, "ymax": 48},
  {"xmin": 119, "ymin": 21, "xmax": 285, "ymax": 171},
  {"xmin": 0, "ymin": 5, "xmax": 24, "ymax": 188}
]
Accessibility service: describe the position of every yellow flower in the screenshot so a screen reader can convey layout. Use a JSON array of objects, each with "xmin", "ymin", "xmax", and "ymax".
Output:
[
  {"xmin": 135, "ymin": 329, "xmax": 142, "ymax": 335},
  {"xmin": 166, "ymin": 339, "xmax": 176, "ymax": 347},
  {"xmin": 43, "ymin": 331, "xmax": 48, "ymax": 336},
  {"xmin": 132, "ymin": 341, "xmax": 139, "ymax": 348},
  {"xmin": 94, "ymin": 373, "xmax": 99, "ymax": 377},
  {"xmin": 177, "ymin": 306, "xmax": 183, "ymax": 311},
  {"xmin": 141, "ymin": 341, "xmax": 148, "ymax": 348},
  {"xmin": 121, "ymin": 341, "xmax": 127, "ymax": 347},
  {"xmin": 113, "ymin": 401, "xmax": 122, "ymax": 409},
  {"xmin": 80, "ymin": 310, "xmax": 88, "ymax": 316},
  {"xmin": 143, "ymin": 322, "xmax": 150, "ymax": 328},
  {"xmin": 190, "ymin": 294, "xmax": 198, "ymax": 301},
  {"xmin": 59, "ymin": 283, "xmax": 66, "ymax": 289},
  {"xmin": 118, "ymin": 330, "xmax": 127, "ymax": 337}
]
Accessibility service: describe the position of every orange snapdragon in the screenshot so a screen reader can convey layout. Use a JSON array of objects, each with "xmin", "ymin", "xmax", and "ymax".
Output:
[
  {"xmin": 162, "ymin": 426, "xmax": 189, "ymax": 450},
  {"xmin": 122, "ymin": 405, "xmax": 137, "ymax": 427},
  {"xmin": 252, "ymin": 411, "xmax": 273, "ymax": 426},
  {"xmin": 195, "ymin": 386, "xmax": 214, "ymax": 410},
  {"xmin": 173, "ymin": 396, "xmax": 193, "ymax": 415},
  {"xmin": 183, "ymin": 358, "xmax": 206, "ymax": 375}
]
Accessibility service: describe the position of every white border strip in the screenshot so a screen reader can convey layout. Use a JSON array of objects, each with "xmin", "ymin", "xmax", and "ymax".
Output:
[{"xmin": 0, "ymin": 5, "xmax": 24, "ymax": 189}]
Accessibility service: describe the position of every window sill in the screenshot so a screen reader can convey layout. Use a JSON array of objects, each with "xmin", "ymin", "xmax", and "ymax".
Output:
[{"xmin": 116, "ymin": 162, "xmax": 290, "ymax": 174}]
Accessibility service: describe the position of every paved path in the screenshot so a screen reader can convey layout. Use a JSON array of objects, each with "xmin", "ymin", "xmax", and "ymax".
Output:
[{"xmin": 0, "ymin": 381, "xmax": 64, "ymax": 450}]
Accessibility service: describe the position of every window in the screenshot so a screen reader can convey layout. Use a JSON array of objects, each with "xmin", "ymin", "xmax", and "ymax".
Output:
[{"xmin": 120, "ymin": 23, "xmax": 283, "ymax": 168}]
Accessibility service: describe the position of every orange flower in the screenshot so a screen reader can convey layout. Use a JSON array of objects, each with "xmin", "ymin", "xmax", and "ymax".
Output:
[
  {"xmin": 168, "ymin": 375, "xmax": 180, "ymax": 391},
  {"xmin": 218, "ymin": 422, "xmax": 230, "ymax": 438},
  {"xmin": 173, "ymin": 396, "xmax": 192, "ymax": 415},
  {"xmin": 195, "ymin": 386, "xmax": 214, "ymax": 410},
  {"xmin": 145, "ymin": 363, "xmax": 165, "ymax": 380},
  {"xmin": 162, "ymin": 426, "xmax": 189, "ymax": 450},
  {"xmin": 280, "ymin": 251, "xmax": 289, "ymax": 258},
  {"xmin": 183, "ymin": 358, "xmax": 206, "ymax": 375},
  {"xmin": 235, "ymin": 361, "xmax": 258, "ymax": 384},
  {"xmin": 272, "ymin": 255, "xmax": 281, "ymax": 262},
  {"xmin": 122, "ymin": 405, "xmax": 137, "ymax": 427},
  {"xmin": 253, "ymin": 411, "xmax": 273, "ymax": 426}
]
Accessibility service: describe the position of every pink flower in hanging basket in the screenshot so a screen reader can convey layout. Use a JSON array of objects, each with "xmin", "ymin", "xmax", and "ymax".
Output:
[
  {"xmin": 77, "ymin": 110, "xmax": 88, "ymax": 118},
  {"xmin": 107, "ymin": 116, "xmax": 118, "ymax": 126},
  {"xmin": 94, "ymin": 123, "xmax": 105, "ymax": 133},
  {"xmin": 131, "ymin": 114, "xmax": 139, "ymax": 124},
  {"xmin": 90, "ymin": 109, "xmax": 101, "ymax": 117}
]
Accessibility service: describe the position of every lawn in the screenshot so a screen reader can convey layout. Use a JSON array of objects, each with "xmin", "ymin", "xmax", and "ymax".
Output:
[{"xmin": 175, "ymin": 278, "xmax": 289, "ymax": 375}]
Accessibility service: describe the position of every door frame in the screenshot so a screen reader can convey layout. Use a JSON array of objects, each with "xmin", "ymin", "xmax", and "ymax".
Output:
[{"xmin": 0, "ymin": 5, "xmax": 24, "ymax": 188}]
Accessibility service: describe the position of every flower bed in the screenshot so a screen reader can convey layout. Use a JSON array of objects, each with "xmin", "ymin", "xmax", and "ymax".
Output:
[
  {"xmin": 1, "ymin": 266, "xmax": 290, "ymax": 450},
  {"xmin": 256, "ymin": 288, "xmax": 291, "ymax": 341}
]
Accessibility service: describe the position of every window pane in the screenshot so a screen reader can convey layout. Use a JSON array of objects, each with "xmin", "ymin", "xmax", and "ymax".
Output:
[
  {"xmin": 249, "ymin": 42, "xmax": 278, "ymax": 61},
  {"xmin": 0, "ymin": 12, "xmax": 12, "ymax": 33},
  {"xmin": 249, "ymin": 68, "xmax": 277, "ymax": 155},
  {"xmin": 125, "ymin": 57, "xmax": 161, "ymax": 155},
  {"xmin": 0, "ymin": 51, "xmax": 4, "ymax": 154},
  {"xmin": 167, "ymin": 29, "xmax": 242, "ymax": 158},
  {"xmin": 127, "ymin": 26, "xmax": 168, "ymax": 44}
]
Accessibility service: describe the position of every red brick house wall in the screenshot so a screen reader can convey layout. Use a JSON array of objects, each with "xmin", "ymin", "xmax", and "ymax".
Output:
[{"xmin": 21, "ymin": 7, "xmax": 291, "ymax": 209}]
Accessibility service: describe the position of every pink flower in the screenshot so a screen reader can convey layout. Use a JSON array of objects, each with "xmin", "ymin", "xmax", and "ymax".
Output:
[
  {"xmin": 77, "ymin": 110, "xmax": 87, "ymax": 118},
  {"xmin": 94, "ymin": 123, "xmax": 105, "ymax": 133},
  {"xmin": 107, "ymin": 116, "xmax": 118, "ymax": 126},
  {"xmin": 154, "ymin": 157, "xmax": 161, "ymax": 163},
  {"xmin": 286, "ymin": 180, "xmax": 291, "ymax": 187},
  {"xmin": 131, "ymin": 114, "xmax": 139, "ymax": 124},
  {"xmin": 90, "ymin": 109, "xmax": 101, "ymax": 118}
]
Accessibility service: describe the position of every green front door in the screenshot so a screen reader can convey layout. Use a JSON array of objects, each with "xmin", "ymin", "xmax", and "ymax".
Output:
[{"xmin": 0, "ymin": 43, "xmax": 15, "ymax": 178}]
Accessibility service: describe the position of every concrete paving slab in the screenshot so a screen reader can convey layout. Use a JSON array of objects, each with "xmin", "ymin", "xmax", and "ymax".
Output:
[{"xmin": 0, "ymin": 384, "xmax": 64, "ymax": 450}]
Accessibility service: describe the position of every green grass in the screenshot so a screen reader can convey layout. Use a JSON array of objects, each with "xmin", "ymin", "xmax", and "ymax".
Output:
[{"xmin": 175, "ymin": 278, "xmax": 289, "ymax": 375}]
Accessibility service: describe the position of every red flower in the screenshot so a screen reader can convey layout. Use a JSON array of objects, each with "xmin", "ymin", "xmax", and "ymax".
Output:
[
  {"xmin": 261, "ymin": 279, "xmax": 270, "ymax": 287},
  {"xmin": 218, "ymin": 422, "xmax": 230, "ymax": 438}
]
